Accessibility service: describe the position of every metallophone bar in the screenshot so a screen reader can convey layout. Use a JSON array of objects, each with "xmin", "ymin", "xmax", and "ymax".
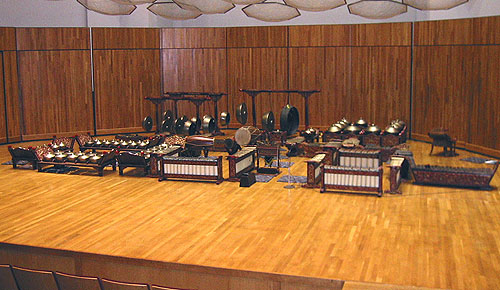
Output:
[
  {"xmin": 304, "ymin": 152, "xmax": 327, "ymax": 188},
  {"xmin": 159, "ymin": 156, "xmax": 223, "ymax": 184},
  {"xmin": 227, "ymin": 147, "xmax": 257, "ymax": 182},
  {"xmin": 338, "ymin": 148, "xmax": 382, "ymax": 169},
  {"xmin": 320, "ymin": 165, "xmax": 384, "ymax": 197},
  {"xmin": 148, "ymin": 146, "xmax": 183, "ymax": 177}
]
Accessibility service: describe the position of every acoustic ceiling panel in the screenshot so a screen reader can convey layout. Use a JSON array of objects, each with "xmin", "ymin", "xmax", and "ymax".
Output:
[
  {"xmin": 77, "ymin": 0, "xmax": 136, "ymax": 15},
  {"xmin": 148, "ymin": 1, "xmax": 202, "ymax": 20},
  {"xmin": 243, "ymin": 2, "xmax": 300, "ymax": 22},
  {"xmin": 174, "ymin": 0, "xmax": 235, "ymax": 14},
  {"xmin": 348, "ymin": 0, "xmax": 407, "ymax": 19},
  {"xmin": 284, "ymin": 0, "xmax": 346, "ymax": 12},
  {"xmin": 403, "ymin": 0, "xmax": 468, "ymax": 10}
]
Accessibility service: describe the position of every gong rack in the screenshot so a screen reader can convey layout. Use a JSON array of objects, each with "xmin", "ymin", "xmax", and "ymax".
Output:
[
  {"xmin": 240, "ymin": 89, "xmax": 320, "ymax": 129},
  {"xmin": 145, "ymin": 92, "xmax": 227, "ymax": 135}
]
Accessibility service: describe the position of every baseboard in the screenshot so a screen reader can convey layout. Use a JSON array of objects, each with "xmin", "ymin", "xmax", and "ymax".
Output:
[{"xmin": 411, "ymin": 133, "xmax": 500, "ymax": 159}]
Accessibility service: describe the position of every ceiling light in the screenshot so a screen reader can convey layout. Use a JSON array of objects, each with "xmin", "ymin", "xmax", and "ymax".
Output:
[
  {"xmin": 77, "ymin": 0, "xmax": 136, "ymax": 15},
  {"xmin": 243, "ymin": 1, "xmax": 300, "ymax": 22},
  {"xmin": 173, "ymin": 0, "xmax": 235, "ymax": 14},
  {"xmin": 403, "ymin": 0, "xmax": 467, "ymax": 10},
  {"xmin": 284, "ymin": 0, "xmax": 346, "ymax": 12},
  {"xmin": 348, "ymin": 0, "xmax": 407, "ymax": 19},
  {"xmin": 111, "ymin": 0, "xmax": 155, "ymax": 4},
  {"xmin": 221, "ymin": 0, "xmax": 265, "ymax": 4},
  {"xmin": 148, "ymin": 1, "xmax": 202, "ymax": 20}
]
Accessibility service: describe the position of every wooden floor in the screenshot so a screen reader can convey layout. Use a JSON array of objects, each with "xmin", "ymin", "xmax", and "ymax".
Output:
[{"xmin": 0, "ymin": 140, "xmax": 499, "ymax": 290}]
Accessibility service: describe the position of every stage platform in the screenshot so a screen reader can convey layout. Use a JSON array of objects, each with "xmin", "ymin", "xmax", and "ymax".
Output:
[{"xmin": 0, "ymin": 140, "xmax": 498, "ymax": 290}]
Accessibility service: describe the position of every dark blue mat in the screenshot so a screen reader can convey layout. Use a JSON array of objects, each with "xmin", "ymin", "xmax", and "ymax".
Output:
[
  {"xmin": 255, "ymin": 174, "xmax": 277, "ymax": 183},
  {"xmin": 2, "ymin": 160, "xmax": 29, "ymax": 165},
  {"xmin": 3, "ymin": 160, "xmax": 32, "ymax": 169},
  {"xmin": 41, "ymin": 166, "xmax": 79, "ymax": 174},
  {"xmin": 273, "ymin": 155, "xmax": 289, "ymax": 160},
  {"xmin": 277, "ymin": 175, "xmax": 307, "ymax": 184},
  {"xmin": 271, "ymin": 161, "xmax": 294, "ymax": 168}
]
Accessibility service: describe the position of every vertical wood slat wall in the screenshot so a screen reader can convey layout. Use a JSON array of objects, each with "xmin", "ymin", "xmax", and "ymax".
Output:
[
  {"xmin": 16, "ymin": 28, "xmax": 92, "ymax": 140},
  {"xmin": 412, "ymin": 16, "xmax": 500, "ymax": 155},
  {"xmin": 0, "ymin": 16, "xmax": 498, "ymax": 156},
  {"xmin": 0, "ymin": 27, "xmax": 21, "ymax": 143},
  {"xmin": 92, "ymin": 28, "xmax": 159, "ymax": 135}
]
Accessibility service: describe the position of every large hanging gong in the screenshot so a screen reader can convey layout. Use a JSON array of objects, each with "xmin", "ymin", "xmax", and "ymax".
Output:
[
  {"xmin": 262, "ymin": 111, "xmax": 275, "ymax": 131},
  {"xmin": 280, "ymin": 104, "xmax": 299, "ymax": 135},
  {"xmin": 236, "ymin": 103, "xmax": 248, "ymax": 125},
  {"xmin": 202, "ymin": 115, "xmax": 216, "ymax": 133},
  {"xmin": 142, "ymin": 116, "xmax": 153, "ymax": 132}
]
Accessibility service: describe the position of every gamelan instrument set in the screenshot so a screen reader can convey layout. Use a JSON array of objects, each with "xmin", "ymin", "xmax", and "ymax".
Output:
[{"xmin": 7, "ymin": 88, "xmax": 498, "ymax": 196}]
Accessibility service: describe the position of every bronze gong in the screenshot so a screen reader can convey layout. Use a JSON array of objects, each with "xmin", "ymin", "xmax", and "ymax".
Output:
[
  {"xmin": 280, "ymin": 104, "xmax": 299, "ymax": 135},
  {"xmin": 236, "ymin": 103, "xmax": 248, "ymax": 125},
  {"xmin": 202, "ymin": 115, "xmax": 216, "ymax": 134},
  {"xmin": 174, "ymin": 116, "xmax": 188, "ymax": 135},
  {"xmin": 220, "ymin": 111, "xmax": 231, "ymax": 127},
  {"xmin": 262, "ymin": 111, "xmax": 275, "ymax": 131},
  {"xmin": 142, "ymin": 116, "xmax": 153, "ymax": 132}
]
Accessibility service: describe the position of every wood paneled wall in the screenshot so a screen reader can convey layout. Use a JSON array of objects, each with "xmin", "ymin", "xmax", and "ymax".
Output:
[
  {"xmin": 0, "ymin": 54, "xmax": 5, "ymax": 144},
  {"xmin": 0, "ymin": 28, "xmax": 21, "ymax": 143},
  {"xmin": 0, "ymin": 16, "xmax": 498, "ymax": 157},
  {"xmin": 93, "ymin": 28, "xmax": 159, "ymax": 134},
  {"xmin": 288, "ymin": 23, "xmax": 411, "ymax": 129},
  {"xmin": 413, "ymin": 17, "xmax": 500, "ymax": 152},
  {"xmin": 3, "ymin": 51, "xmax": 21, "ymax": 142},
  {"xmin": 16, "ymin": 28, "xmax": 92, "ymax": 140},
  {"xmin": 161, "ymin": 28, "xmax": 227, "ymax": 120},
  {"xmin": 18, "ymin": 50, "xmax": 93, "ymax": 139},
  {"xmin": 16, "ymin": 28, "xmax": 90, "ymax": 51}
]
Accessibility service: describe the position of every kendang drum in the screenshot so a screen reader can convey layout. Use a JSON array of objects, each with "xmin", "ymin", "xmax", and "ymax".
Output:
[
  {"xmin": 235, "ymin": 126, "xmax": 261, "ymax": 146},
  {"xmin": 185, "ymin": 136, "xmax": 214, "ymax": 147}
]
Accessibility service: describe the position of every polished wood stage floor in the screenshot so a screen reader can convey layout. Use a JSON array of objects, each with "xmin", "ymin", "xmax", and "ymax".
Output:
[{"xmin": 0, "ymin": 140, "xmax": 499, "ymax": 290}]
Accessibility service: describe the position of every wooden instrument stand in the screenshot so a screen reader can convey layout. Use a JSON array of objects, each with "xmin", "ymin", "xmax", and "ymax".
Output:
[
  {"xmin": 240, "ymin": 89, "xmax": 320, "ymax": 129},
  {"xmin": 145, "ymin": 92, "xmax": 227, "ymax": 135}
]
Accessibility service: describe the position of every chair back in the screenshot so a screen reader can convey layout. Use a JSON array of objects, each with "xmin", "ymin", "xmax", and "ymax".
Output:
[
  {"xmin": 11, "ymin": 266, "xmax": 58, "ymax": 290},
  {"xmin": 100, "ymin": 278, "xmax": 149, "ymax": 290},
  {"xmin": 0, "ymin": 264, "xmax": 18, "ymax": 290},
  {"xmin": 54, "ymin": 272, "xmax": 101, "ymax": 290}
]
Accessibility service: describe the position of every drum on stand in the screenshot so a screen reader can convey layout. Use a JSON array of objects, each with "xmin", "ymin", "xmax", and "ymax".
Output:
[{"xmin": 235, "ymin": 126, "xmax": 261, "ymax": 146}]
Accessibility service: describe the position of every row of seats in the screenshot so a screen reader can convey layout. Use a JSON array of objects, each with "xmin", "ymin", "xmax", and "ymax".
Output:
[{"xmin": 0, "ymin": 264, "xmax": 192, "ymax": 290}]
